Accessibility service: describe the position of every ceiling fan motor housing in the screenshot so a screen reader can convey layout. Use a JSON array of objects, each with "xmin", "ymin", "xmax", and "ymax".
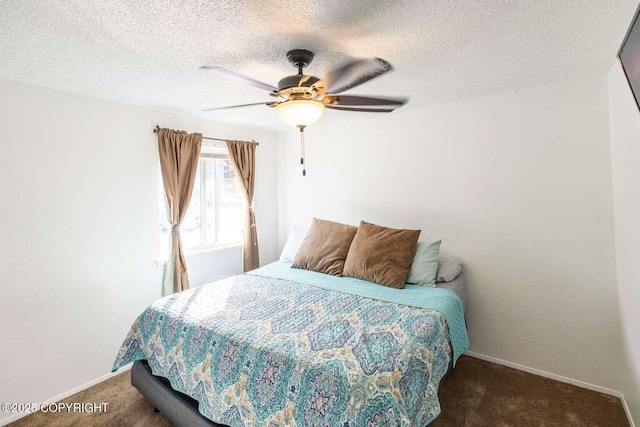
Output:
[
  {"xmin": 277, "ymin": 49, "xmax": 323, "ymax": 100},
  {"xmin": 278, "ymin": 74, "xmax": 321, "ymax": 91}
]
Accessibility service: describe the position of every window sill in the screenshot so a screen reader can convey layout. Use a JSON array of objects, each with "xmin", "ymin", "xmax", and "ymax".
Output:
[
  {"xmin": 155, "ymin": 243, "xmax": 242, "ymax": 267},
  {"xmin": 185, "ymin": 242, "xmax": 242, "ymax": 256}
]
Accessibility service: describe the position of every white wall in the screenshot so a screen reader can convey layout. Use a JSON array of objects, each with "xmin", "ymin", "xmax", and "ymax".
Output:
[
  {"xmin": 185, "ymin": 245, "xmax": 243, "ymax": 287},
  {"xmin": 0, "ymin": 78, "xmax": 279, "ymax": 425},
  {"xmin": 608, "ymin": 62, "xmax": 640, "ymax": 425},
  {"xmin": 279, "ymin": 77, "xmax": 621, "ymax": 391}
]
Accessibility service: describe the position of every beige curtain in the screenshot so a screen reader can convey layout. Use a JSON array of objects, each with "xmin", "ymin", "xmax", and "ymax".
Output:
[
  {"xmin": 158, "ymin": 128, "xmax": 202, "ymax": 294},
  {"xmin": 226, "ymin": 140, "xmax": 259, "ymax": 272}
]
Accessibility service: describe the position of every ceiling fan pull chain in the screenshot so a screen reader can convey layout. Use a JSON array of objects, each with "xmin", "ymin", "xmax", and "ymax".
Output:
[{"xmin": 300, "ymin": 126, "xmax": 306, "ymax": 176}]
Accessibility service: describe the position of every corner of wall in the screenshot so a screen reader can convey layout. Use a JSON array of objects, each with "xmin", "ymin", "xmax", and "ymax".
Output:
[{"xmin": 606, "ymin": 59, "xmax": 640, "ymax": 427}]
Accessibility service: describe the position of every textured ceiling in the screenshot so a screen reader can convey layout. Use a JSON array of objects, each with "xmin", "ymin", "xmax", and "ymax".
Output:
[{"xmin": 0, "ymin": 0, "xmax": 637, "ymax": 130}]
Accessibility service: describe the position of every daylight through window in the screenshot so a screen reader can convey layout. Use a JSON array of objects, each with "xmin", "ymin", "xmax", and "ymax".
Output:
[{"xmin": 160, "ymin": 146, "xmax": 244, "ymax": 255}]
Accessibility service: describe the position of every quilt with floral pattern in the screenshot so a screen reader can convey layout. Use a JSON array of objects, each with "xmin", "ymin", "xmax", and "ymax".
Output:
[{"xmin": 113, "ymin": 263, "xmax": 467, "ymax": 426}]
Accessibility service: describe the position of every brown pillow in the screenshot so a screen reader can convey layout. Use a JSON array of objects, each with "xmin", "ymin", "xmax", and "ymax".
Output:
[
  {"xmin": 292, "ymin": 218, "xmax": 358, "ymax": 276},
  {"xmin": 343, "ymin": 221, "xmax": 421, "ymax": 289}
]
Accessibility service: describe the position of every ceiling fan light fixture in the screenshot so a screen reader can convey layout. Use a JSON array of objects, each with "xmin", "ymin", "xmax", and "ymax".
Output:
[{"xmin": 276, "ymin": 99, "xmax": 325, "ymax": 128}]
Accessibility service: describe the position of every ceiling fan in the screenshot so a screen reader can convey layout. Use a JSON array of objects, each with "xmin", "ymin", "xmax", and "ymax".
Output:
[{"xmin": 200, "ymin": 49, "xmax": 408, "ymax": 129}]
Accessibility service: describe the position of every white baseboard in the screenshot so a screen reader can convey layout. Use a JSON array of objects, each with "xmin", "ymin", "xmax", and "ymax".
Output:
[
  {"xmin": 621, "ymin": 393, "xmax": 637, "ymax": 427},
  {"xmin": 0, "ymin": 365, "xmax": 132, "ymax": 427},
  {"xmin": 464, "ymin": 351, "xmax": 621, "ymax": 397}
]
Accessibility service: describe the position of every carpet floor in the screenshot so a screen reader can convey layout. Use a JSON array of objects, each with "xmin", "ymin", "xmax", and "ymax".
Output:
[{"xmin": 7, "ymin": 355, "xmax": 629, "ymax": 427}]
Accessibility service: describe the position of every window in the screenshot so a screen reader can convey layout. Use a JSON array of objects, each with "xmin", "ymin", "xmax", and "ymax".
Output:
[{"xmin": 160, "ymin": 145, "xmax": 245, "ymax": 255}]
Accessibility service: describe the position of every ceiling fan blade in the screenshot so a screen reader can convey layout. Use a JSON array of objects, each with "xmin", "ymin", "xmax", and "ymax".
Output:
[
  {"xmin": 324, "ymin": 58, "xmax": 393, "ymax": 95},
  {"xmin": 200, "ymin": 65, "xmax": 278, "ymax": 94},
  {"xmin": 202, "ymin": 102, "xmax": 278, "ymax": 112},
  {"xmin": 326, "ymin": 105, "xmax": 395, "ymax": 113},
  {"xmin": 324, "ymin": 95, "xmax": 407, "ymax": 106}
]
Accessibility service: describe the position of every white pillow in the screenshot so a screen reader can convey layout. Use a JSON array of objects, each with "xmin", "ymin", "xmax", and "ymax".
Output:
[
  {"xmin": 436, "ymin": 254, "xmax": 463, "ymax": 282},
  {"xmin": 279, "ymin": 227, "xmax": 308, "ymax": 263},
  {"xmin": 406, "ymin": 240, "xmax": 441, "ymax": 287}
]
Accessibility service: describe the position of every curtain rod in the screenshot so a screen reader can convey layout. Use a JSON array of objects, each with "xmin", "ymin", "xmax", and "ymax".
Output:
[{"xmin": 153, "ymin": 125, "xmax": 259, "ymax": 145}]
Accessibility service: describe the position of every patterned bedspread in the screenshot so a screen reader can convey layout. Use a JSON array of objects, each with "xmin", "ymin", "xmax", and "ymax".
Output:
[{"xmin": 113, "ymin": 263, "xmax": 468, "ymax": 426}]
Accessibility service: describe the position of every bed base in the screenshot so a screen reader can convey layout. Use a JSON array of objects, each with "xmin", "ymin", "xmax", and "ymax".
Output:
[{"xmin": 131, "ymin": 360, "xmax": 222, "ymax": 427}]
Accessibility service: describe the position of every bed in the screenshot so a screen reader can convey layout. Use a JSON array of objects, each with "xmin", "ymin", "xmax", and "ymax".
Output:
[{"xmin": 113, "ymin": 261, "xmax": 469, "ymax": 426}]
